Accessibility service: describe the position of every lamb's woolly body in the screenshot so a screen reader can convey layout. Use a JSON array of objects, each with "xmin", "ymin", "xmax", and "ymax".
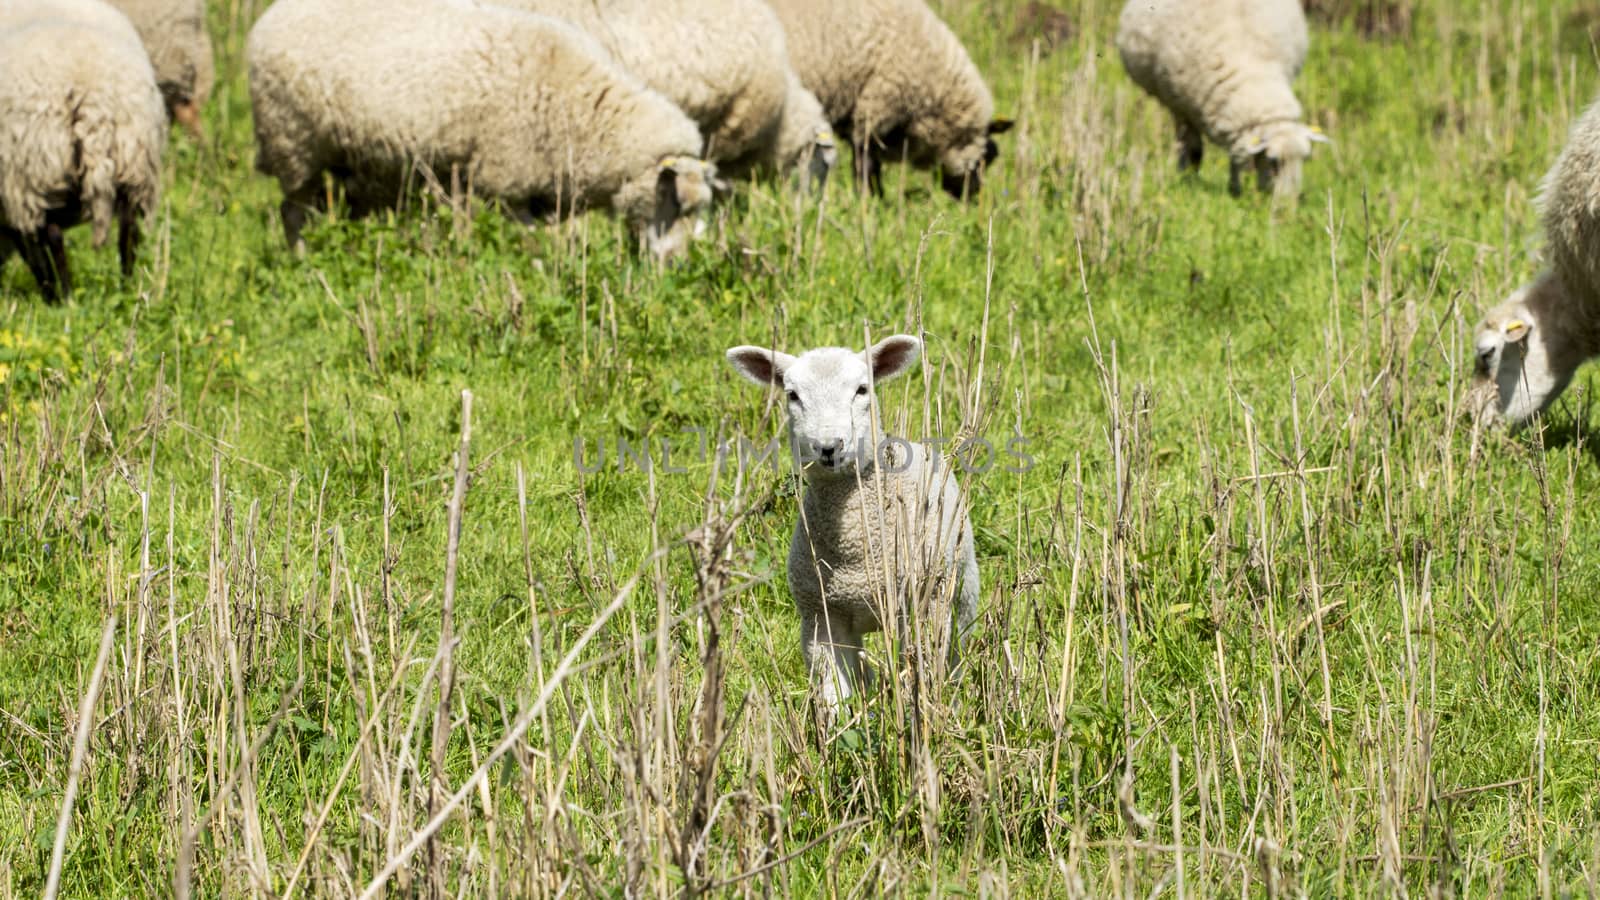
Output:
[
  {"xmin": 247, "ymin": 0, "xmax": 712, "ymax": 252},
  {"xmin": 1475, "ymin": 98, "xmax": 1600, "ymax": 423},
  {"xmin": 766, "ymin": 0, "xmax": 999, "ymax": 190},
  {"xmin": 0, "ymin": 0, "xmax": 165, "ymax": 282},
  {"xmin": 500, "ymin": 0, "xmax": 827, "ymax": 175},
  {"xmin": 727, "ymin": 337, "xmax": 979, "ymax": 714},
  {"xmin": 790, "ymin": 442, "xmax": 977, "ymax": 638},
  {"xmin": 1116, "ymin": 0, "xmax": 1317, "ymax": 195},
  {"xmin": 106, "ymin": 0, "xmax": 213, "ymax": 130}
]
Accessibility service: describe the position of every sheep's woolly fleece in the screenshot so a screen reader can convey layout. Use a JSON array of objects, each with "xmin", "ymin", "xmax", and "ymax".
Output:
[
  {"xmin": 0, "ymin": 0, "xmax": 165, "ymax": 244},
  {"xmin": 107, "ymin": 0, "xmax": 214, "ymax": 130},
  {"xmin": 246, "ymin": 0, "xmax": 714, "ymax": 253}
]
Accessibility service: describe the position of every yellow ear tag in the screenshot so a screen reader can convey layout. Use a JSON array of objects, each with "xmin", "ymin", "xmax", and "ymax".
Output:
[{"xmin": 1505, "ymin": 318, "xmax": 1527, "ymax": 335}]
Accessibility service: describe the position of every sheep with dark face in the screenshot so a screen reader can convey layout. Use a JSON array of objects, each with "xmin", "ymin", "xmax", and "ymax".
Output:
[
  {"xmin": 765, "ymin": 0, "xmax": 1012, "ymax": 200},
  {"xmin": 727, "ymin": 335, "xmax": 979, "ymax": 717},
  {"xmin": 1474, "ymin": 97, "xmax": 1600, "ymax": 425}
]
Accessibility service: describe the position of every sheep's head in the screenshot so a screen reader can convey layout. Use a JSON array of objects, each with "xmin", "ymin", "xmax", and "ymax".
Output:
[
  {"xmin": 726, "ymin": 335, "xmax": 922, "ymax": 478},
  {"xmin": 1241, "ymin": 122, "xmax": 1329, "ymax": 198},
  {"xmin": 1473, "ymin": 272, "xmax": 1593, "ymax": 426},
  {"xmin": 937, "ymin": 118, "xmax": 1013, "ymax": 201},
  {"xmin": 636, "ymin": 156, "xmax": 719, "ymax": 262}
]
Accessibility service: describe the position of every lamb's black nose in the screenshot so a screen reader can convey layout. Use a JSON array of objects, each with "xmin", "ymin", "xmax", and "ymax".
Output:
[{"xmin": 818, "ymin": 445, "xmax": 837, "ymax": 465}]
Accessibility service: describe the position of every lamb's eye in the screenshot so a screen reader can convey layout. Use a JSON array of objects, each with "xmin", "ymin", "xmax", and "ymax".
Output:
[
  {"xmin": 786, "ymin": 390, "xmax": 800, "ymax": 404},
  {"xmin": 855, "ymin": 385, "xmax": 869, "ymax": 397}
]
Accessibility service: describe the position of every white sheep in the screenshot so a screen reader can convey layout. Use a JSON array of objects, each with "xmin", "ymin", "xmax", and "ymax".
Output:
[
  {"xmin": 726, "ymin": 335, "xmax": 980, "ymax": 717},
  {"xmin": 764, "ymin": 0, "xmax": 1012, "ymax": 199},
  {"xmin": 1116, "ymin": 0, "xmax": 1328, "ymax": 198},
  {"xmin": 246, "ymin": 0, "xmax": 719, "ymax": 260},
  {"xmin": 497, "ymin": 0, "xmax": 836, "ymax": 184},
  {"xmin": 1474, "ymin": 97, "xmax": 1600, "ymax": 424},
  {"xmin": 0, "ymin": 0, "xmax": 166, "ymax": 299},
  {"xmin": 106, "ymin": 0, "xmax": 214, "ymax": 137}
]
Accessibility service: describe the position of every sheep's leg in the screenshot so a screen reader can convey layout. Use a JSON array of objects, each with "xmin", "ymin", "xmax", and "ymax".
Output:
[
  {"xmin": 851, "ymin": 141, "xmax": 883, "ymax": 199},
  {"xmin": 279, "ymin": 183, "xmax": 321, "ymax": 254},
  {"xmin": 948, "ymin": 543, "xmax": 980, "ymax": 675},
  {"xmin": 20, "ymin": 224, "xmax": 71, "ymax": 301},
  {"xmin": 117, "ymin": 198, "xmax": 140, "ymax": 279},
  {"xmin": 801, "ymin": 610, "xmax": 866, "ymax": 718},
  {"xmin": 1175, "ymin": 116, "xmax": 1204, "ymax": 171},
  {"xmin": 1227, "ymin": 157, "xmax": 1246, "ymax": 197}
]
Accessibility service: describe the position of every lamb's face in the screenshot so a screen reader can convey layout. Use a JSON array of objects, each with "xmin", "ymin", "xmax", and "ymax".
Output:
[
  {"xmin": 637, "ymin": 157, "xmax": 719, "ymax": 262},
  {"xmin": 1243, "ymin": 122, "xmax": 1328, "ymax": 198},
  {"xmin": 1473, "ymin": 274, "xmax": 1586, "ymax": 425},
  {"xmin": 726, "ymin": 335, "xmax": 922, "ymax": 478}
]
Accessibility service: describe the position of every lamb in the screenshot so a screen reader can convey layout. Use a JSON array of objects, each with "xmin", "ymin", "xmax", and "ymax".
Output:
[
  {"xmin": 1116, "ymin": 0, "xmax": 1328, "ymax": 198},
  {"xmin": 494, "ymin": 0, "xmax": 836, "ymax": 183},
  {"xmin": 106, "ymin": 0, "xmax": 214, "ymax": 137},
  {"xmin": 246, "ymin": 0, "xmax": 719, "ymax": 260},
  {"xmin": 764, "ymin": 0, "xmax": 1013, "ymax": 199},
  {"xmin": 1473, "ymin": 97, "xmax": 1600, "ymax": 425},
  {"xmin": 726, "ymin": 335, "xmax": 980, "ymax": 718},
  {"xmin": 0, "ymin": 0, "xmax": 167, "ymax": 299}
]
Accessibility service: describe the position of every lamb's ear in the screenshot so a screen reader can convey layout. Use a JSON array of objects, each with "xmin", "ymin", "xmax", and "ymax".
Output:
[
  {"xmin": 726, "ymin": 346, "xmax": 797, "ymax": 386},
  {"xmin": 862, "ymin": 334, "xmax": 922, "ymax": 382},
  {"xmin": 1307, "ymin": 124, "xmax": 1332, "ymax": 145},
  {"xmin": 988, "ymin": 117, "xmax": 1015, "ymax": 135},
  {"xmin": 1502, "ymin": 318, "xmax": 1530, "ymax": 344}
]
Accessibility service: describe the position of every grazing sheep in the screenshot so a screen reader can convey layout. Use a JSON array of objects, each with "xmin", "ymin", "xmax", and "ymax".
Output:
[
  {"xmin": 1474, "ymin": 98, "xmax": 1600, "ymax": 425},
  {"xmin": 106, "ymin": 0, "xmax": 214, "ymax": 137},
  {"xmin": 0, "ymin": 0, "xmax": 166, "ymax": 299},
  {"xmin": 726, "ymin": 335, "xmax": 979, "ymax": 717},
  {"xmin": 497, "ymin": 0, "xmax": 835, "ymax": 183},
  {"xmin": 247, "ymin": 0, "xmax": 718, "ymax": 260},
  {"xmin": 1116, "ymin": 0, "xmax": 1328, "ymax": 198},
  {"xmin": 765, "ymin": 0, "xmax": 1013, "ymax": 199}
]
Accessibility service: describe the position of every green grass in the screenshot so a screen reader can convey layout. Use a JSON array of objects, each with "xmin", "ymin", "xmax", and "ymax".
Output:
[{"xmin": 4, "ymin": 0, "xmax": 1600, "ymax": 895}]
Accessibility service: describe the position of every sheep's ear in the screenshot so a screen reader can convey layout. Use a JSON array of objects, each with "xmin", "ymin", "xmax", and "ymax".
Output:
[
  {"xmin": 1502, "ymin": 318, "xmax": 1530, "ymax": 344},
  {"xmin": 1243, "ymin": 131, "xmax": 1268, "ymax": 155},
  {"xmin": 726, "ymin": 346, "xmax": 797, "ymax": 386},
  {"xmin": 1307, "ymin": 124, "xmax": 1332, "ymax": 145},
  {"xmin": 988, "ymin": 117, "xmax": 1015, "ymax": 135},
  {"xmin": 862, "ymin": 335, "xmax": 922, "ymax": 382}
]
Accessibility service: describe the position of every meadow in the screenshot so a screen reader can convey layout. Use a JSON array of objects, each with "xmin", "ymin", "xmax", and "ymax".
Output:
[{"xmin": 3, "ymin": 0, "xmax": 1600, "ymax": 894}]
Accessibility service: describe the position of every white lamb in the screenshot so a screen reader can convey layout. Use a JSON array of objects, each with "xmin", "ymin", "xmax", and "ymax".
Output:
[
  {"xmin": 764, "ymin": 0, "xmax": 1012, "ymax": 199},
  {"xmin": 726, "ymin": 335, "xmax": 980, "ymax": 717},
  {"xmin": 1474, "ymin": 96, "xmax": 1600, "ymax": 424},
  {"xmin": 0, "ymin": 0, "xmax": 166, "ymax": 299},
  {"xmin": 497, "ymin": 0, "xmax": 836, "ymax": 183},
  {"xmin": 1116, "ymin": 0, "xmax": 1328, "ymax": 198},
  {"xmin": 247, "ymin": 0, "xmax": 718, "ymax": 260},
  {"xmin": 106, "ymin": 0, "xmax": 214, "ymax": 137}
]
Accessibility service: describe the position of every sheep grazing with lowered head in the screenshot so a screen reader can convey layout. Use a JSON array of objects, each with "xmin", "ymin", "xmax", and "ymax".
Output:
[
  {"xmin": 0, "ymin": 0, "xmax": 167, "ymax": 299},
  {"xmin": 726, "ymin": 334, "xmax": 979, "ymax": 720},
  {"xmin": 498, "ymin": 0, "xmax": 837, "ymax": 185},
  {"xmin": 105, "ymin": 0, "xmax": 214, "ymax": 137},
  {"xmin": 764, "ymin": 0, "xmax": 1012, "ymax": 200},
  {"xmin": 1116, "ymin": 0, "xmax": 1328, "ymax": 198},
  {"xmin": 1474, "ymin": 97, "xmax": 1600, "ymax": 425},
  {"xmin": 247, "ymin": 0, "xmax": 719, "ymax": 260}
]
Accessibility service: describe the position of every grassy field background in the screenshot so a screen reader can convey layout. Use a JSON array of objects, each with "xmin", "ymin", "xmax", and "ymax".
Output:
[{"xmin": 3, "ymin": 0, "xmax": 1600, "ymax": 894}]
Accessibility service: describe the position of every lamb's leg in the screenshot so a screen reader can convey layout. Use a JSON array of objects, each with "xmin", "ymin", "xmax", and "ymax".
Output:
[
  {"xmin": 45, "ymin": 224, "xmax": 70, "ymax": 298},
  {"xmin": 117, "ymin": 197, "xmax": 140, "ymax": 279},
  {"xmin": 1228, "ymin": 157, "xmax": 1246, "ymax": 197},
  {"xmin": 1175, "ymin": 115, "xmax": 1204, "ymax": 171},
  {"xmin": 21, "ymin": 224, "xmax": 72, "ymax": 301},
  {"xmin": 948, "ymin": 541, "xmax": 980, "ymax": 675},
  {"xmin": 801, "ymin": 609, "xmax": 866, "ymax": 720}
]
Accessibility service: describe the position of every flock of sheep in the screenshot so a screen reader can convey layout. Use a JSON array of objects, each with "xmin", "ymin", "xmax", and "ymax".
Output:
[{"xmin": 2, "ymin": 0, "xmax": 1598, "ymax": 710}]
